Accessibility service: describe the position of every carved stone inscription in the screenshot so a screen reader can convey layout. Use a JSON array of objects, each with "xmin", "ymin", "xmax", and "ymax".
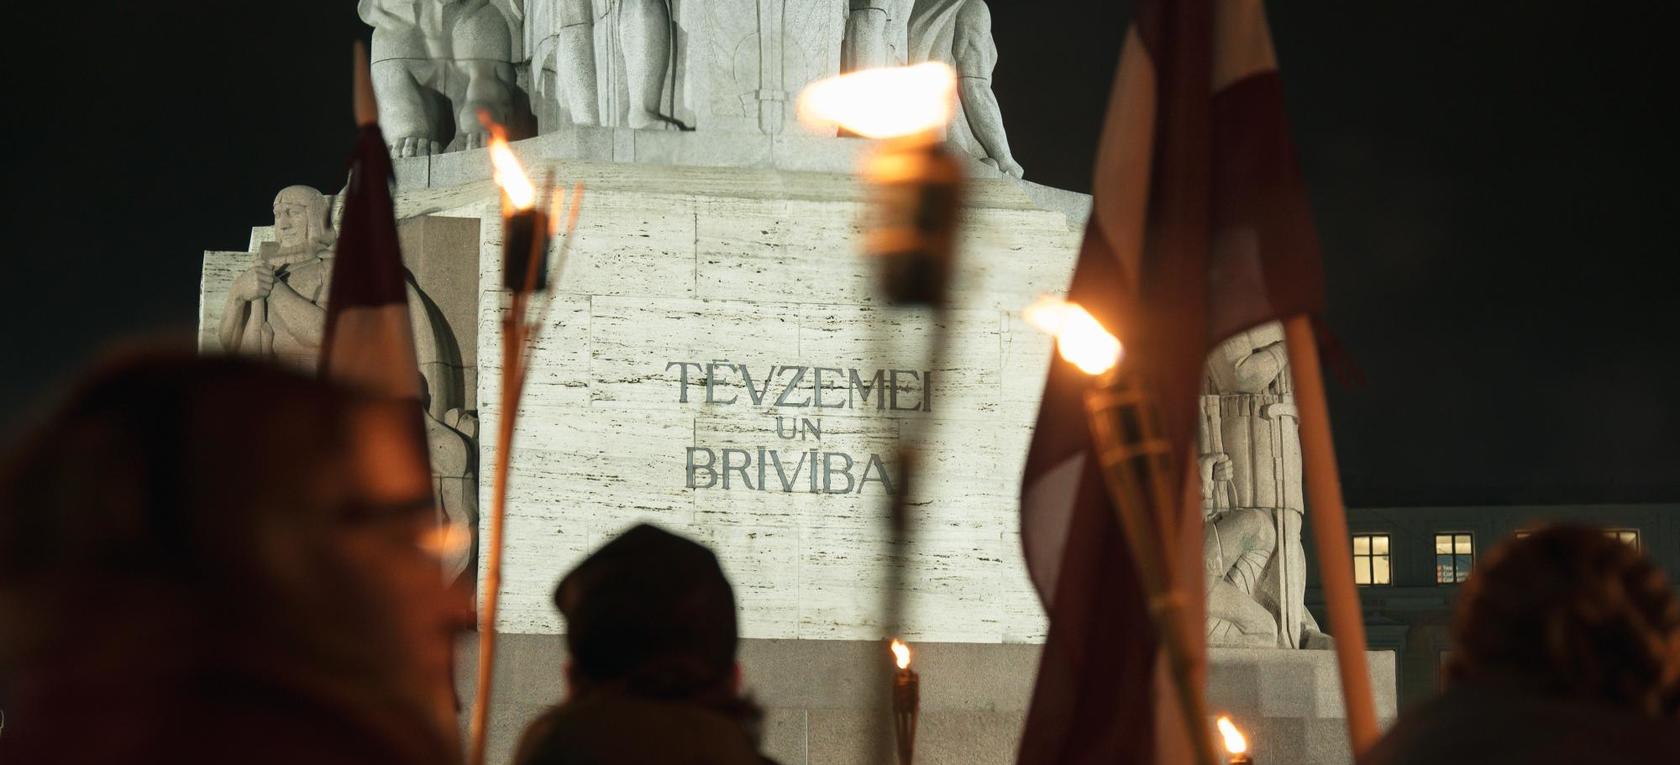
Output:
[{"xmin": 669, "ymin": 361, "xmax": 929, "ymax": 494}]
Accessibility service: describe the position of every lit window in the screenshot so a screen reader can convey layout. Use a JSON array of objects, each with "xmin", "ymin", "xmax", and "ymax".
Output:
[
  {"xmin": 1435, "ymin": 532, "xmax": 1474, "ymax": 584},
  {"xmin": 1352, "ymin": 534, "xmax": 1392, "ymax": 586},
  {"xmin": 1605, "ymin": 528, "xmax": 1640, "ymax": 550},
  {"xmin": 1514, "ymin": 529, "xmax": 1531, "ymax": 539}
]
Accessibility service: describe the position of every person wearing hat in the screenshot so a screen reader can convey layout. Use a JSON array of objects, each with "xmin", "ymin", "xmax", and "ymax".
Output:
[{"xmin": 513, "ymin": 524, "xmax": 779, "ymax": 765}]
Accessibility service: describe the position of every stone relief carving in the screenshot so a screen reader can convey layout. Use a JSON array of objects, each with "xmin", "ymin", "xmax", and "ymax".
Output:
[
  {"xmin": 357, "ymin": 0, "xmax": 1020, "ymax": 171},
  {"xmin": 359, "ymin": 0, "xmax": 524, "ymax": 156},
  {"xmin": 219, "ymin": 186, "xmax": 479, "ymax": 584},
  {"xmin": 1200, "ymin": 321, "xmax": 1331, "ymax": 650},
  {"xmin": 907, "ymin": 0, "xmax": 1023, "ymax": 177}
]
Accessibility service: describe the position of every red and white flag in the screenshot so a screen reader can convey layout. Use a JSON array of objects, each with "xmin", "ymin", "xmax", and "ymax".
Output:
[
  {"xmin": 318, "ymin": 50, "xmax": 468, "ymax": 752},
  {"xmin": 318, "ymin": 121, "xmax": 422, "ymax": 400},
  {"xmin": 1017, "ymin": 1, "xmax": 1325, "ymax": 762}
]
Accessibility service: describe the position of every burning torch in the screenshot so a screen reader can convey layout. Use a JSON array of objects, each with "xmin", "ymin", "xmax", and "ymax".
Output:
[
  {"xmin": 890, "ymin": 639, "xmax": 920, "ymax": 765},
  {"xmin": 468, "ymin": 116, "xmax": 584, "ymax": 765},
  {"xmin": 1024, "ymin": 297, "xmax": 1224, "ymax": 765},
  {"xmin": 1217, "ymin": 716, "xmax": 1254, "ymax": 765},
  {"xmin": 797, "ymin": 61, "xmax": 961, "ymax": 765}
]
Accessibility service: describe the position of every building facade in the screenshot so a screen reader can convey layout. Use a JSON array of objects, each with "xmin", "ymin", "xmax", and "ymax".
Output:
[{"xmin": 1303, "ymin": 503, "xmax": 1680, "ymax": 709}]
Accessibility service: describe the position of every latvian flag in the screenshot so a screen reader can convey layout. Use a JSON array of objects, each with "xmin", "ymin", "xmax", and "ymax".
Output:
[
  {"xmin": 317, "ymin": 72, "xmax": 463, "ymax": 747},
  {"xmin": 1016, "ymin": 1, "xmax": 1326, "ymax": 762},
  {"xmin": 319, "ymin": 121, "xmax": 423, "ymax": 403}
]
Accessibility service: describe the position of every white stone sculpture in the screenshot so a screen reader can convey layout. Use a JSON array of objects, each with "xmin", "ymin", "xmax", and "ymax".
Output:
[
  {"xmin": 1200, "ymin": 321, "xmax": 1330, "ymax": 649},
  {"xmin": 527, "ymin": 0, "xmax": 600, "ymax": 126},
  {"xmin": 353, "ymin": 0, "xmax": 1021, "ymax": 157},
  {"xmin": 219, "ymin": 186, "xmax": 479, "ymax": 584},
  {"xmin": 907, "ymin": 0, "xmax": 1023, "ymax": 178},
  {"xmin": 528, "ymin": 0, "xmax": 679, "ymax": 129},
  {"xmin": 422, "ymin": 380, "xmax": 479, "ymax": 586},
  {"xmin": 603, "ymin": 0, "xmax": 680, "ymax": 129},
  {"xmin": 359, "ymin": 0, "xmax": 524, "ymax": 156},
  {"xmin": 842, "ymin": 0, "xmax": 910, "ymax": 71},
  {"xmin": 219, "ymin": 186, "xmax": 336, "ymax": 369}
]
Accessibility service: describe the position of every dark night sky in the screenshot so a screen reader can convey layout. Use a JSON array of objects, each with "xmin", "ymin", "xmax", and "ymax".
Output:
[{"xmin": 2, "ymin": 2, "xmax": 1675, "ymax": 506}]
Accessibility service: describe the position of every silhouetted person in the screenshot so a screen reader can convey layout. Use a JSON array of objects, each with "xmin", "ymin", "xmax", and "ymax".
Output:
[
  {"xmin": 1363, "ymin": 524, "xmax": 1680, "ymax": 764},
  {"xmin": 513, "ymin": 524, "xmax": 778, "ymax": 765},
  {"xmin": 0, "ymin": 353, "xmax": 469, "ymax": 765}
]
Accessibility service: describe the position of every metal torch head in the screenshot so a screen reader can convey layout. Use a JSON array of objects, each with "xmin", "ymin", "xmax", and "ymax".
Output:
[
  {"xmin": 862, "ymin": 138, "xmax": 964, "ymax": 308},
  {"xmin": 502, "ymin": 207, "xmax": 552, "ymax": 293}
]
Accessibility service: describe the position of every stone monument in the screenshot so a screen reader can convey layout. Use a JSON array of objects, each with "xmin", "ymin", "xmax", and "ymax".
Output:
[
  {"xmin": 526, "ymin": 0, "xmax": 600, "ymax": 126},
  {"xmin": 198, "ymin": 7, "xmax": 1390, "ymax": 762},
  {"xmin": 218, "ymin": 186, "xmax": 337, "ymax": 370},
  {"xmin": 907, "ymin": 0, "xmax": 1022, "ymax": 178},
  {"xmin": 843, "ymin": 1, "xmax": 911, "ymax": 72},
  {"xmin": 360, "ymin": 0, "xmax": 1021, "ymax": 172},
  {"xmin": 1200, "ymin": 321, "xmax": 1331, "ymax": 650},
  {"xmin": 205, "ymin": 187, "xmax": 482, "ymax": 585},
  {"xmin": 360, "ymin": 0, "xmax": 525, "ymax": 155}
]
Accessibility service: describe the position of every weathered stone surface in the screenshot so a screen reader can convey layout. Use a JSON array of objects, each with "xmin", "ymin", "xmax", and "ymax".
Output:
[
  {"xmin": 198, "ymin": 251, "xmax": 246, "ymax": 354},
  {"xmin": 202, "ymin": 159, "xmax": 1080, "ymax": 637},
  {"xmin": 436, "ymin": 159, "xmax": 1081, "ymax": 639}
]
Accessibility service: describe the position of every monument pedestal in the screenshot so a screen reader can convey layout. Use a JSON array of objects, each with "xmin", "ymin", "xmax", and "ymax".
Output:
[
  {"xmin": 1208, "ymin": 647, "xmax": 1398, "ymax": 765},
  {"xmin": 201, "ymin": 134, "xmax": 1392, "ymax": 765},
  {"xmin": 460, "ymin": 635, "xmax": 1395, "ymax": 765}
]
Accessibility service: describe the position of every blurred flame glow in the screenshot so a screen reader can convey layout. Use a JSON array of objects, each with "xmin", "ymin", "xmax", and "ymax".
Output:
[
  {"xmin": 1216, "ymin": 716, "xmax": 1248, "ymax": 755},
  {"xmin": 486, "ymin": 122, "xmax": 536, "ymax": 211},
  {"xmin": 890, "ymin": 639, "xmax": 912, "ymax": 670},
  {"xmin": 1023, "ymin": 297, "xmax": 1122, "ymax": 376},
  {"xmin": 421, "ymin": 521, "xmax": 472, "ymax": 562},
  {"xmin": 797, "ymin": 63, "xmax": 957, "ymax": 139}
]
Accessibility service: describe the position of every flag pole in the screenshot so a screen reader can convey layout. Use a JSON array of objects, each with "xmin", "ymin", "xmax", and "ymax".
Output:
[
  {"xmin": 1085, "ymin": 372, "xmax": 1223, "ymax": 765},
  {"xmin": 353, "ymin": 43, "xmax": 378, "ymax": 128},
  {"xmin": 1283, "ymin": 315, "xmax": 1379, "ymax": 753}
]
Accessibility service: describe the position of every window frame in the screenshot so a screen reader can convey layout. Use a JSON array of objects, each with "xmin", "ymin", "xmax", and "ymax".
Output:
[
  {"xmin": 1434, "ymin": 531, "xmax": 1474, "ymax": 584},
  {"xmin": 1351, "ymin": 533, "xmax": 1393, "ymax": 586},
  {"xmin": 1606, "ymin": 528, "xmax": 1641, "ymax": 550}
]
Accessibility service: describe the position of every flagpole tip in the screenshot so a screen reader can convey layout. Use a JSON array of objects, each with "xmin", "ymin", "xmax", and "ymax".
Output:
[{"xmin": 353, "ymin": 42, "xmax": 379, "ymax": 127}]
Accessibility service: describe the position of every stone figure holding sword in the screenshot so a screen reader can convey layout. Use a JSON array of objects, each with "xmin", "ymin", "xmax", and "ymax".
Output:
[{"xmin": 1200, "ymin": 321, "xmax": 1332, "ymax": 649}]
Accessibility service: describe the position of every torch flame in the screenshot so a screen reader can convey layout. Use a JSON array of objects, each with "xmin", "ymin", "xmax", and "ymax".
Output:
[
  {"xmin": 1022, "ymin": 297, "xmax": 1123, "ymax": 376},
  {"xmin": 796, "ymin": 63, "xmax": 957, "ymax": 139},
  {"xmin": 1216, "ymin": 716, "xmax": 1248, "ymax": 755},
  {"xmin": 483, "ymin": 118, "xmax": 537, "ymax": 211},
  {"xmin": 890, "ymin": 639, "xmax": 912, "ymax": 670}
]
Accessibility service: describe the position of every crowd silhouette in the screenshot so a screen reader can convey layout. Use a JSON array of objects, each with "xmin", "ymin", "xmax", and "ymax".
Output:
[{"xmin": 1, "ymin": 353, "xmax": 1676, "ymax": 763}]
